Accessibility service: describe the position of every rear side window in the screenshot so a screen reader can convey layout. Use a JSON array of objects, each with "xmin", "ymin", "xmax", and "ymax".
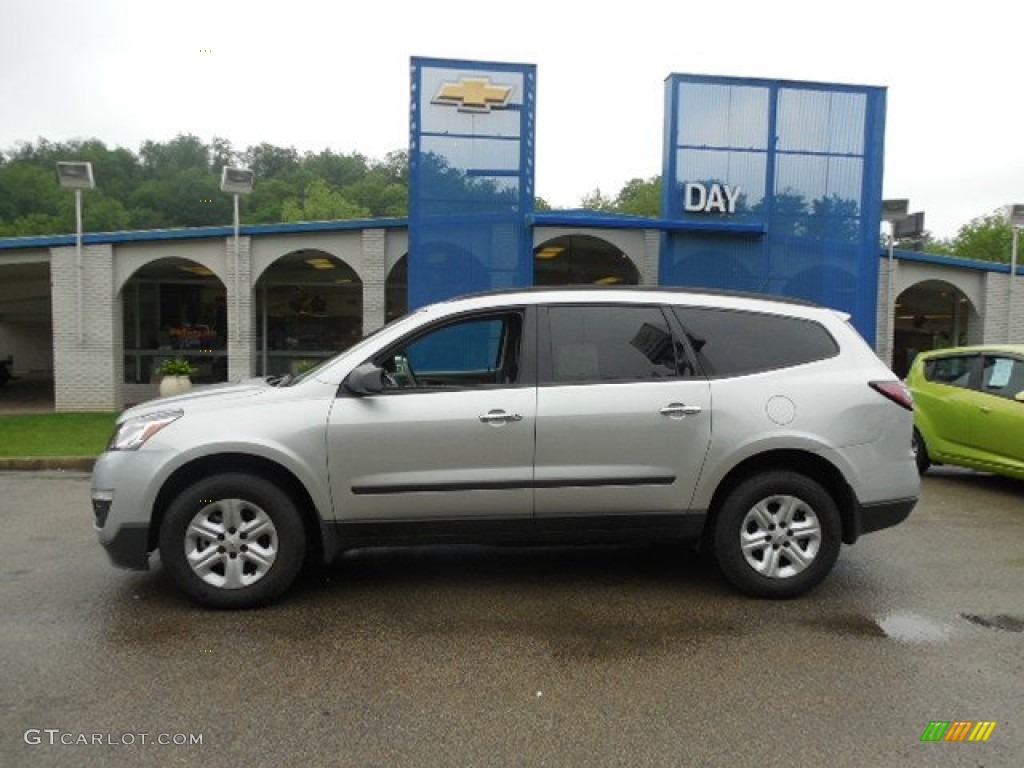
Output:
[
  {"xmin": 672, "ymin": 306, "xmax": 838, "ymax": 377},
  {"xmin": 546, "ymin": 305, "xmax": 686, "ymax": 383},
  {"xmin": 922, "ymin": 355, "xmax": 974, "ymax": 388},
  {"xmin": 980, "ymin": 355, "xmax": 1024, "ymax": 399}
]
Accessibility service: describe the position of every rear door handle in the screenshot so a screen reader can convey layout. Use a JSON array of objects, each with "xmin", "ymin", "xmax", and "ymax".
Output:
[
  {"xmin": 660, "ymin": 403, "xmax": 702, "ymax": 418},
  {"xmin": 479, "ymin": 410, "xmax": 523, "ymax": 425}
]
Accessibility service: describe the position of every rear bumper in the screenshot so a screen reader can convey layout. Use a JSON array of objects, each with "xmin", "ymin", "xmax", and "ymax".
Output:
[{"xmin": 845, "ymin": 496, "xmax": 917, "ymax": 544}]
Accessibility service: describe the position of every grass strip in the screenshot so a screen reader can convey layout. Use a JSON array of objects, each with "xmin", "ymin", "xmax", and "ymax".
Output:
[{"xmin": 0, "ymin": 413, "xmax": 118, "ymax": 457}]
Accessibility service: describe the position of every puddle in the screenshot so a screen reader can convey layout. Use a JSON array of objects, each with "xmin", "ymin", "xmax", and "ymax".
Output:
[
  {"xmin": 961, "ymin": 613, "xmax": 1024, "ymax": 633},
  {"xmin": 810, "ymin": 612, "xmax": 953, "ymax": 642},
  {"xmin": 875, "ymin": 611, "xmax": 953, "ymax": 643},
  {"xmin": 813, "ymin": 614, "xmax": 887, "ymax": 638}
]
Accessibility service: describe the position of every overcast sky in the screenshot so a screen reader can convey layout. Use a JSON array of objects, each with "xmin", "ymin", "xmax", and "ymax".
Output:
[{"xmin": 2, "ymin": 0, "xmax": 1021, "ymax": 240}]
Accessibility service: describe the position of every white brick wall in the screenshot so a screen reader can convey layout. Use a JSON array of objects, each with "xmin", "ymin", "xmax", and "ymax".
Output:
[
  {"xmin": 361, "ymin": 229, "xmax": 387, "ymax": 334},
  {"xmin": 980, "ymin": 271, "xmax": 1009, "ymax": 344},
  {"xmin": 226, "ymin": 236, "xmax": 254, "ymax": 382},
  {"xmin": 641, "ymin": 230, "xmax": 660, "ymax": 286},
  {"xmin": 875, "ymin": 257, "xmax": 896, "ymax": 364},
  {"xmin": 52, "ymin": 244, "xmax": 120, "ymax": 411}
]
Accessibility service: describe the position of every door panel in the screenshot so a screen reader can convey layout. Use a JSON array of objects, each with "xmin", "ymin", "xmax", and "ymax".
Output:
[
  {"xmin": 968, "ymin": 356, "xmax": 1024, "ymax": 471},
  {"xmin": 534, "ymin": 380, "xmax": 711, "ymax": 517},
  {"xmin": 916, "ymin": 354, "xmax": 976, "ymax": 457},
  {"xmin": 327, "ymin": 308, "xmax": 535, "ymax": 522},
  {"xmin": 533, "ymin": 304, "xmax": 712, "ymax": 519},
  {"xmin": 327, "ymin": 388, "xmax": 536, "ymax": 521}
]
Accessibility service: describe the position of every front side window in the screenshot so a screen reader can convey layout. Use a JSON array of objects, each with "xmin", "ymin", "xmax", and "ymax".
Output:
[
  {"xmin": 923, "ymin": 355, "xmax": 975, "ymax": 388},
  {"xmin": 376, "ymin": 312, "xmax": 521, "ymax": 390},
  {"xmin": 673, "ymin": 306, "xmax": 838, "ymax": 377},
  {"xmin": 979, "ymin": 356, "xmax": 1024, "ymax": 399},
  {"xmin": 546, "ymin": 305, "xmax": 686, "ymax": 383}
]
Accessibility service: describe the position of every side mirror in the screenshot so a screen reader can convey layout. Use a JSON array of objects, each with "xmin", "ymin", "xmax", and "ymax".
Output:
[{"xmin": 344, "ymin": 363, "xmax": 385, "ymax": 396}]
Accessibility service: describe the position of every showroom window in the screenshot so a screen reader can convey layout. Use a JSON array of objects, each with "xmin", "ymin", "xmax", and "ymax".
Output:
[{"xmin": 121, "ymin": 261, "xmax": 228, "ymax": 384}]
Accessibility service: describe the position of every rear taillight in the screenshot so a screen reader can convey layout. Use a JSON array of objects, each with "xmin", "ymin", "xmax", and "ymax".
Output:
[{"xmin": 870, "ymin": 380, "xmax": 914, "ymax": 411}]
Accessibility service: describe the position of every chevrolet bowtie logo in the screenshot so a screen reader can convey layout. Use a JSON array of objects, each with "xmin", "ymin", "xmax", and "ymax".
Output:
[{"xmin": 432, "ymin": 77, "xmax": 513, "ymax": 113}]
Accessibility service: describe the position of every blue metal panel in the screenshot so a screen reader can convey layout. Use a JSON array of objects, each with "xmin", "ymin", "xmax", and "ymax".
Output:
[
  {"xmin": 661, "ymin": 74, "xmax": 887, "ymax": 341},
  {"xmin": 409, "ymin": 57, "xmax": 536, "ymax": 309}
]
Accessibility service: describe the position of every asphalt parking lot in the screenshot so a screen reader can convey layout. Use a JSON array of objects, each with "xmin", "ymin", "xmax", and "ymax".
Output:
[{"xmin": 1, "ymin": 467, "xmax": 1022, "ymax": 768}]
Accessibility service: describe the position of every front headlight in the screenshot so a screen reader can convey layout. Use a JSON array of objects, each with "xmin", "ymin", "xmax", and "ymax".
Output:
[{"xmin": 107, "ymin": 410, "xmax": 183, "ymax": 451}]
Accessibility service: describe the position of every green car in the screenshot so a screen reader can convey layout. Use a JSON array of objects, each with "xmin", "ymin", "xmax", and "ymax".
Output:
[{"xmin": 906, "ymin": 345, "xmax": 1024, "ymax": 480}]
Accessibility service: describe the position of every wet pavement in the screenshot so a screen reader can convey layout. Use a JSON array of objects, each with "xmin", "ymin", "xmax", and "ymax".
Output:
[{"xmin": 1, "ymin": 467, "xmax": 1022, "ymax": 767}]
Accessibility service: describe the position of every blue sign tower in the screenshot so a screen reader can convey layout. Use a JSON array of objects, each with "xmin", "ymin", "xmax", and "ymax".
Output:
[
  {"xmin": 661, "ymin": 74, "xmax": 886, "ymax": 340},
  {"xmin": 408, "ymin": 57, "xmax": 537, "ymax": 310}
]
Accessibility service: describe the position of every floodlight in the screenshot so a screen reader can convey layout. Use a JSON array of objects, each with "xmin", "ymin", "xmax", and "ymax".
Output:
[
  {"xmin": 56, "ymin": 161, "xmax": 95, "ymax": 190},
  {"xmin": 1004, "ymin": 204, "xmax": 1024, "ymax": 229},
  {"xmin": 881, "ymin": 199, "xmax": 909, "ymax": 223},
  {"xmin": 893, "ymin": 212, "xmax": 925, "ymax": 240},
  {"xmin": 220, "ymin": 166, "xmax": 255, "ymax": 195}
]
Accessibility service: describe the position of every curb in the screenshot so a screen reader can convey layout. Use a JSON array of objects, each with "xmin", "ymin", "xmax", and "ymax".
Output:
[{"xmin": 0, "ymin": 457, "xmax": 96, "ymax": 472}]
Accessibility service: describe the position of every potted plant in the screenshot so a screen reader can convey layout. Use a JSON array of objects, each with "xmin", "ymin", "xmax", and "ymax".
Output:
[{"xmin": 155, "ymin": 357, "xmax": 197, "ymax": 397}]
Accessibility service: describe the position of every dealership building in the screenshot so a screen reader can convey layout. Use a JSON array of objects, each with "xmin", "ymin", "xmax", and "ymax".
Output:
[{"xmin": 0, "ymin": 58, "xmax": 1021, "ymax": 411}]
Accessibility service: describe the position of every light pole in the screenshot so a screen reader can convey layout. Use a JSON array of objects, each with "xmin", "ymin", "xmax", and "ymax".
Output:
[
  {"xmin": 1005, "ymin": 204, "xmax": 1024, "ymax": 343},
  {"xmin": 56, "ymin": 161, "xmax": 95, "ymax": 344},
  {"xmin": 219, "ymin": 167, "xmax": 254, "ymax": 350}
]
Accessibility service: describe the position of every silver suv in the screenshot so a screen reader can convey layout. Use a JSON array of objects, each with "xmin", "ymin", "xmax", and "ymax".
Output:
[{"xmin": 92, "ymin": 288, "xmax": 919, "ymax": 607}]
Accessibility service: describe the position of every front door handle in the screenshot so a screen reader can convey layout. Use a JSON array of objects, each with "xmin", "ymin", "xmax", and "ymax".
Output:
[
  {"xmin": 479, "ymin": 410, "xmax": 523, "ymax": 425},
  {"xmin": 660, "ymin": 403, "xmax": 702, "ymax": 419}
]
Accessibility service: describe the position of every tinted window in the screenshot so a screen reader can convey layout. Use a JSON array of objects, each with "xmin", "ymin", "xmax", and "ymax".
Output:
[
  {"xmin": 547, "ymin": 306, "xmax": 684, "ymax": 383},
  {"xmin": 378, "ymin": 313, "xmax": 521, "ymax": 389},
  {"xmin": 922, "ymin": 355, "xmax": 974, "ymax": 388},
  {"xmin": 672, "ymin": 306, "xmax": 838, "ymax": 377},
  {"xmin": 980, "ymin": 356, "xmax": 1024, "ymax": 399}
]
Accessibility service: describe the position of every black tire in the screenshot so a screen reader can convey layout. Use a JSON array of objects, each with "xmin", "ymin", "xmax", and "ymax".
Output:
[
  {"xmin": 912, "ymin": 428, "xmax": 931, "ymax": 475},
  {"xmin": 159, "ymin": 473, "xmax": 306, "ymax": 608},
  {"xmin": 713, "ymin": 471, "xmax": 841, "ymax": 599}
]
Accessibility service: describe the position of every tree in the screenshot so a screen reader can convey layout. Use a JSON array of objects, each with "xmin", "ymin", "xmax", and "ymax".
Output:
[
  {"xmin": 281, "ymin": 179, "xmax": 370, "ymax": 222},
  {"xmin": 580, "ymin": 187, "xmax": 615, "ymax": 211},
  {"xmin": 243, "ymin": 143, "xmax": 300, "ymax": 180},
  {"xmin": 613, "ymin": 176, "xmax": 660, "ymax": 216},
  {"xmin": 304, "ymin": 149, "xmax": 369, "ymax": 189},
  {"xmin": 948, "ymin": 210, "xmax": 1013, "ymax": 263},
  {"xmin": 139, "ymin": 134, "xmax": 210, "ymax": 174},
  {"xmin": 0, "ymin": 162, "xmax": 63, "ymax": 228}
]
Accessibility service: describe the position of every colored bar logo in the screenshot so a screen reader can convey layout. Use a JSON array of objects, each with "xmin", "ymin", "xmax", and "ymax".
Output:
[{"xmin": 920, "ymin": 720, "xmax": 996, "ymax": 742}]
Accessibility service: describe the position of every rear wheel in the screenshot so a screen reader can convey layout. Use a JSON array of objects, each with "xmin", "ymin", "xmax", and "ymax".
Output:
[
  {"xmin": 713, "ymin": 471, "xmax": 841, "ymax": 598},
  {"xmin": 159, "ymin": 473, "xmax": 306, "ymax": 608},
  {"xmin": 912, "ymin": 428, "xmax": 931, "ymax": 475}
]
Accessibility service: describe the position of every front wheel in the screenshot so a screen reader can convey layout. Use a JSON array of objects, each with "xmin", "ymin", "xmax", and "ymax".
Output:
[
  {"xmin": 159, "ymin": 473, "xmax": 306, "ymax": 608},
  {"xmin": 713, "ymin": 471, "xmax": 841, "ymax": 599}
]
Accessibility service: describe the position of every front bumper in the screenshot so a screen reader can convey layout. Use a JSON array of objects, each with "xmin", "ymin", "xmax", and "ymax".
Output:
[
  {"xmin": 91, "ymin": 448, "xmax": 172, "ymax": 571},
  {"xmin": 97, "ymin": 523, "xmax": 152, "ymax": 570}
]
